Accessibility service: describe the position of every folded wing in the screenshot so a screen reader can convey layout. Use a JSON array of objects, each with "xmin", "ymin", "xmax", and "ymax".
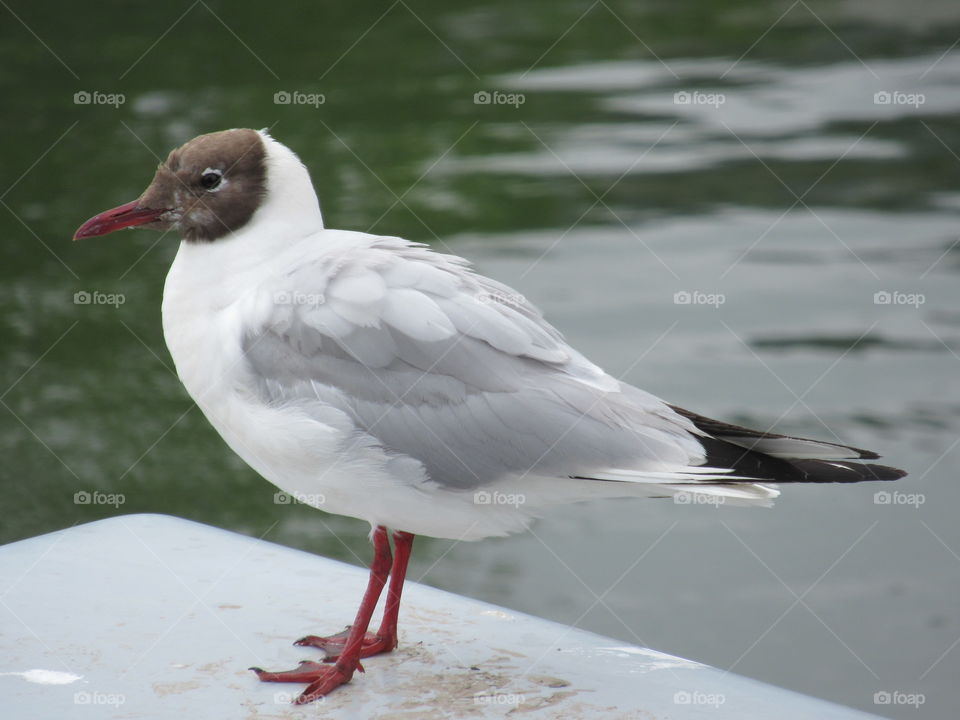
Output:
[{"xmin": 240, "ymin": 233, "xmax": 904, "ymax": 498}]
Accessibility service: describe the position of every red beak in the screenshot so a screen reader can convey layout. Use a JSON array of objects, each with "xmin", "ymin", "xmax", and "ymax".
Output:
[{"xmin": 73, "ymin": 200, "xmax": 169, "ymax": 240}]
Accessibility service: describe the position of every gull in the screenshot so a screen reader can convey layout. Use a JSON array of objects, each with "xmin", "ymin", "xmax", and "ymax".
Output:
[{"xmin": 74, "ymin": 128, "xmax": 906, "ymax": 704}]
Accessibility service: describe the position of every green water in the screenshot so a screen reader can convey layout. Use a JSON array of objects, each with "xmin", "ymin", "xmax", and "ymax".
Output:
[{"xmin": 2, "ymin": 1, "xmax": 959, "ymax": 717}]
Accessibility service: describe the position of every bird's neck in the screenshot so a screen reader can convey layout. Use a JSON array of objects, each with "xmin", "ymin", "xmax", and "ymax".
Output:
[{"xmin": 257, "ymin": 131, "xmax": 325, "ymax": 236}]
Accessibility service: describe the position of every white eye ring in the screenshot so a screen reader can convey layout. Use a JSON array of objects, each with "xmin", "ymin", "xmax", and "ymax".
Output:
[{"xmin": 200, "ymin": 167, "xmax": 225, "ymax": 192}]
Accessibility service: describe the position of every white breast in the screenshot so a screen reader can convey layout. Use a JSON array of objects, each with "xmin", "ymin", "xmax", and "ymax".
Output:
[{"xmin": 161, "ymin": 236, "xmax": 353, "ymax": 501}]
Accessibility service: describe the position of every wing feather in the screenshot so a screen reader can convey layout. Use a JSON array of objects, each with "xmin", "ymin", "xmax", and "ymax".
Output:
[{"xmin": 241, "ymin": 234, "xmax": 711, "ymax": 489}]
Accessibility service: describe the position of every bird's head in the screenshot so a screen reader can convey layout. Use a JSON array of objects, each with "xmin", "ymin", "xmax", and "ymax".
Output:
[{"xmin": 74, "ymin": 128, "xmax": 273, "ymax": 243}]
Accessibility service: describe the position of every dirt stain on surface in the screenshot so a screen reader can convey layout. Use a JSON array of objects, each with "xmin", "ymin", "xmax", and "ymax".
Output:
[
  {"xmin": 235, "ymin": 642, "xmax": 655, "ymax": 719},
  {"xmin": 152, "ymin": 679, "xmax": 205, "ymax": 697}
]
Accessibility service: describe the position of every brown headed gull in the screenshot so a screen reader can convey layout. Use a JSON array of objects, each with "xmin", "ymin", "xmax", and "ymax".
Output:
[{"xmin": 74, "ymin": 128, "xmax": 905, "ymax": 704}]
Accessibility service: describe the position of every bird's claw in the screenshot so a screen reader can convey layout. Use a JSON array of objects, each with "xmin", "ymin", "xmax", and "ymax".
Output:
[
  {"xmin": 296, "ymin": 626, "xmax": 397, "ymax": 662},
  {"xmin": 250, "ymin": 659, "xmax": 359, "ymax": 703}
]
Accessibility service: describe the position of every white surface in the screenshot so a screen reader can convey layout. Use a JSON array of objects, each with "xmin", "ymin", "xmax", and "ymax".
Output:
[{"xmin": 0, "ymin": 514, "xmax": 885, "ymax": 719}]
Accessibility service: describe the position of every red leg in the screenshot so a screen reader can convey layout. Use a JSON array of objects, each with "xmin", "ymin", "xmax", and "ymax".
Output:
[
  {"xmin": 377, "ymin": 530, "xmax": 415, "ymax": 649},
  {"xmin": 297, "ymin": 531, "xmax": 415, "ymax": 661},
  {"xmin": 251, "ymin": 525, "xmax": 393, "ymax": 704}
]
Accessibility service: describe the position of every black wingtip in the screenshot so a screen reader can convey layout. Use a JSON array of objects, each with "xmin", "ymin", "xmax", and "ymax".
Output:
[
  {"xmin": 785, "ymin": 459, "xmax": 907, "ymax": 483},
  {"xmin": 694, "ymin": 435, "xmax": 907, "ymax": 484},
  {"xmin": 670, "ymin": 405, "xmax": 906, "ymax": 466}
]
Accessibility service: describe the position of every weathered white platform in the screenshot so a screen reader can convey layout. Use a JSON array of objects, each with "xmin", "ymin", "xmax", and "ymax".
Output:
[{"xmin": 0, "ymin": 514, "xmax": 883, "ymax": 719}]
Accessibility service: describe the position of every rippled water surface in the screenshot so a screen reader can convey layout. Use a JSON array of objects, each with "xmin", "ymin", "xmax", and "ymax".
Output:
[{"xmin": 2, "ymin": 2, "xmax": 959, "ymax": 717}]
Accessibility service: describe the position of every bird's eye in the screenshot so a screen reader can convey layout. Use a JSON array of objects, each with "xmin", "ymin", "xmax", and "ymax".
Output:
[{"xmin": 200, "ymin": 169, "xmax": 223, "ymax": 190}]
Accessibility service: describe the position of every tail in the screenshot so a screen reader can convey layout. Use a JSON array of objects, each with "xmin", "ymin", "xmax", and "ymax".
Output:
[{"xmin": 671, "ymin": 406, "xmax": 907, "ymax": 483}]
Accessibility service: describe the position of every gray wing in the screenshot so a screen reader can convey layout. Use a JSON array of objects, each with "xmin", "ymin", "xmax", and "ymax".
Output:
[{"xmin": 241, "ymin": 235, "xmax": 707, "ymax": 489}]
